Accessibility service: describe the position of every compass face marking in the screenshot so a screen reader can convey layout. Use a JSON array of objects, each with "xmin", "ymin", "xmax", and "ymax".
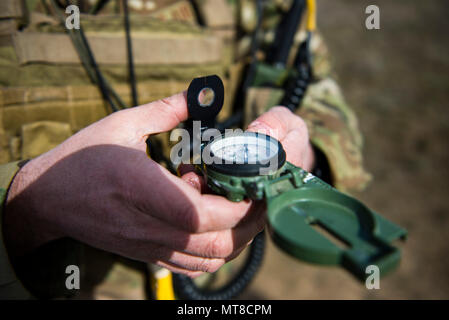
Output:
[
  {"xmin": 209, "ymin": 134, "xmax": 279, "ymax": 164},
  {"xmin": 203, "ymin": 132, "xmax": 286, "ymax": 177}
]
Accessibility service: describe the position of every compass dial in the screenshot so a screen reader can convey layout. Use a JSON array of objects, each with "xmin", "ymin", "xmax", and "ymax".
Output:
[
  {"xmin": 204, "ymin": 132, "xmax": 286, "ymax": 176},
  {"xmin": 210, "ymin": 135, "xmax": 278, "ymax": 164}
]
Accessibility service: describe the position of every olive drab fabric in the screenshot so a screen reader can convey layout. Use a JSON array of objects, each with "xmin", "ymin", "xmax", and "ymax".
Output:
[
  {"xmin": 0, "ymin": 161, "xmax": 33, "ymax": 299},
  {"xmin": 0, "ymin": 0, "xmax": 370, "ymax": 299}
]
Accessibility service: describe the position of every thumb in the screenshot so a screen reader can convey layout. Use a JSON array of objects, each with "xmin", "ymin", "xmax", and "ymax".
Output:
[
  {"xmin": 128, "ymin": 91, "xmax": 189, "ymax": 136},
  {"xmin": 180, "ymin": 172, "xmax": 203, "ymax": 192},
  {"xmin": 179, "ymin": 164, "xmax": 208, "ymax": 193}
]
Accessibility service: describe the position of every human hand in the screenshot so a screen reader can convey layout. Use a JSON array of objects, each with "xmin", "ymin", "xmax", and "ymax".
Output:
[
  {"xmin": 4, "ymin": 92, "xmax": 264, "ymax": 277},
  {"xmin": 247, "ymin": 106, "xmax": 315, "ymax": 171}
]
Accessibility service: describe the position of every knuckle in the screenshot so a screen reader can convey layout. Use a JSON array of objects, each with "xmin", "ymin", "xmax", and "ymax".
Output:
[
  {"xmin": 195, "ymin": 258, "xmax": 212, "ymax": 272},
  {"xmin": 194, "ymin": 258, "xmax": 223, "ymax": 273},
  {"xmin": 206, "ymin": 232, "xmax": 233, "ymax": 258},
  {"xmin": 151, "ymin": 99, "xmax": 181, "ymax": 126},
  {"xmin": 159, "ymin": 97, "xmax": 184, "ymax": 124}
]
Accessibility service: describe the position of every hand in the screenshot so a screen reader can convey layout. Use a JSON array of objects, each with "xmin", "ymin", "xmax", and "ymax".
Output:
[
  {"xmin": 4, "ymin": 92, "xmax": 264, "ymax": 277},
  {"xmin": 247, "ymin": 106, "xmax": 315, "ymax": 171},
  {"xmin": 4, "ymin": 95, "xmax": 314, "ymax": 278}
]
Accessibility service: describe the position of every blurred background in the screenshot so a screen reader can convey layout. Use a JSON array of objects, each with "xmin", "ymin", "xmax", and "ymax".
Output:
[{"xmin": 240, "ymin": 0, "xmax": 449, "ymax": 299}]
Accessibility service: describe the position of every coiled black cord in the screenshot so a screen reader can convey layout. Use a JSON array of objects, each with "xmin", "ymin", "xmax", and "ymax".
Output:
[
  {"xmin": 172, "ymin": 231, "xmax": 266, "ymax": 300},
  {"xmin": 280, "ymin": 32, "xmax": 313, "ymax": 112}
]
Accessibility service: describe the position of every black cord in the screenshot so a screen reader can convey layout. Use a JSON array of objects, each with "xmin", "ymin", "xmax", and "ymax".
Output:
[
  {"xmin": 54, "ymin": 0, "xmax": 121, "ymax": 112},
  {"xmin": 78, "ymin": 27, "xmax": 119, "ymax": 112},
  {"xmin": 311, "ymin": 145, "xmax": 333, "ymax": 186},
  {"xmin": 172, "ymin": 231, "xmax": 266, "ymax": 300},
  {"xmin": 279, "ymin": 31, "xmax": 313, "ymax": 112},
  {"xmin": 123, "ymin": 0, "xmax": 139, "ymax": 107},
  {"xmin": 266, "ymin": 0, "xmax": 306, "ymax": 67}
]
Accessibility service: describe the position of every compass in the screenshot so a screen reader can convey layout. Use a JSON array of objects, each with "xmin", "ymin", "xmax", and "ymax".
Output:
[
  {"xmin": 203, "ymin": 131, "xmax": 286, "ymax": 177},
  {"xmin": 187, "ymin": 75, "xmax": 407, "ymax": 281}
]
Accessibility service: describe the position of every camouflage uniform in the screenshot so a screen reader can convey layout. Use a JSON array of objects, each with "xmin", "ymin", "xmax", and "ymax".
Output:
[{"xmin": 0, "ymin": 0, "xmax": 370, "ymax": 299}]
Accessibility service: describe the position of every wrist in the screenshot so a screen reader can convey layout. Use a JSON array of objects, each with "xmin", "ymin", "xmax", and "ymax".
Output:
[{"xmin": 4, "ymin": 158, "xmax": 60, "ymax": 258}]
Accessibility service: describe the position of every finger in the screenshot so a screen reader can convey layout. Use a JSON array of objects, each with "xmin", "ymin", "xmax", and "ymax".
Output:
[
  {"xmin": 180, "ymin": 171, "xmax": 207, "ymax": 193},
  {"xmin": 128, "ymin": 242, "xmax": 225, "ymax": 273},
  {"xmin": 153, "ymin": 261, "xmax": 204, "ymax": 278},
  {"xmin": 281, "ymin": 128, "xmax": 315, "ymax": 170},
  {"xmin": 178, "ymin": 164, "xmax": 212, "ymax": 193},
  {"xmin": 134, "ymin": 161, "xmax": 254, "ymax": 233},
  {"xmin": 177, "ymin": 164, "xmax": 196, "ymax": 176},
  {"xmin": 155, "ymin": 248, "xmax": 226, "ymax": 273},
  {"xmin": 198, "ymin": 194, "xmax": 253, "ymax": 232},
  {"xmin": 158, "ymin": 241, "xmax": 250, "ymax": 275},
  {"xmin": 247, "ymin": 106, "xmax": 312, "ymax": 168},
  {"xmin": 247, "ymin": 106, "xmax": 308, "ymax": 141},
  {"xmin": 246, "ymin": 106, "xmax": 292, "ymax": 141},
  {"xmin": 180, "ymin": 171, "xmax": 202, "ymax": 192},
  {"xmin": 128, "ymin": 91, "xmax": 189, "ymax": 137},
  {"xmin": 157, "ymin": 242, "xmax": 252, "ymax": 278},
  {"xmin": 135, "ymin": 205, "xmax": 265, "ymax": 259}
]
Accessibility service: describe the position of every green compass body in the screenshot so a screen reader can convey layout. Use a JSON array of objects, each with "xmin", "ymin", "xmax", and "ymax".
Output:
[{"xmin": 200, "ymin": 131, "xmax": 407, "ymax": 281}]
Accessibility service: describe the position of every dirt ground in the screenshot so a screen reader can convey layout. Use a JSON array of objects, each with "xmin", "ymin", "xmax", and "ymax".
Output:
[{"xmin": 240, "ymin": 0, "xmax": 449, "ymax": 299}]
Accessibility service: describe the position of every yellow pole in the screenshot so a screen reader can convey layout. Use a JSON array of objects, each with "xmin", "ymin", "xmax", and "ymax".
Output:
[
  {"xmin": 151, "ymin": 267, "xmax": 176, "ymax": 300},
  {"xmin": 306, "ymin": 0, "xmax": 317, "ymax": 32}
]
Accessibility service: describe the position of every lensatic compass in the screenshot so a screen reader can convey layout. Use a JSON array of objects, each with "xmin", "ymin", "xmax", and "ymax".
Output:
[{"xmin": 185, "ymin": 75, "xmax": 407, "ymax": 281}]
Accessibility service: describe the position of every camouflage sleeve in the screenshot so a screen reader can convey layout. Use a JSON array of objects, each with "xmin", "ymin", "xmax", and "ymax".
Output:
[
  {"xmin": 243, "ymin": 31, "xmax": 371, "ymax": 193},
  {"xmin": 297, "ymin": 78, "xmax": 372, "ymax": 193},
  {"xmin": 296, "ymin": 31, "xmax": 372, "ymax": 193},
  {"xmin": 0, "ymin": 161, "xmax": 31, "ymax": 299}
]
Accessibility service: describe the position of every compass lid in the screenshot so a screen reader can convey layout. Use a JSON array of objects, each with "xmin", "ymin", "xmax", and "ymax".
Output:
[{"xmin": 266, "ymin": 185, "xmax": 407, "ymax": 281}]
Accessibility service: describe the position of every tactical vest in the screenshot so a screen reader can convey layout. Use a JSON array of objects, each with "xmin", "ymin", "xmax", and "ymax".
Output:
[
  {"xmin": 0, "ymin": 0, "xmax": 246, "ymax": 164},
  {"xmin": 0, "ymin": 0, "xmax": 368, "ymax": 193}
]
